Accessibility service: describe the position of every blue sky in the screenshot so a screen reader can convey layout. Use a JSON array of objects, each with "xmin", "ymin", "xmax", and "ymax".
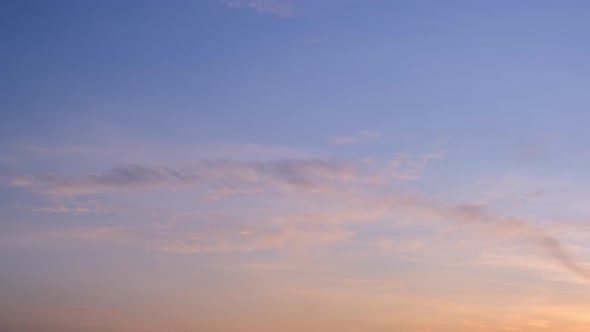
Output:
[{"xmin": 3, "ymin": 1, "xmax": 590, "ymax": 331}]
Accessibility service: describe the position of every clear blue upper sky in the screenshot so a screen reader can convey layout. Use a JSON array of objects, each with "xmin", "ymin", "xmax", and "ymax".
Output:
[{"xmin": 4, "ymin": 0, "xmax": 590, "ymax": 148}]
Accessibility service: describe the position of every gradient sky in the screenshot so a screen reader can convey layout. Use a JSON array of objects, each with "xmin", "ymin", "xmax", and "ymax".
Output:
[{"xmin": 3, "ymin": 1, "xmax": 590, "ymax": 331}]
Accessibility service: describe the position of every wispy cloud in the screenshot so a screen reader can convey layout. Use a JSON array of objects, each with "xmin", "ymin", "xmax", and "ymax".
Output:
[
  {"xmin": 384, "ymin": 150, "xmax": 446, "ymax": 181},
  {"xmin": 329, "ymin": 130, "xmax": 381, "ymax": 146},
  {"xmin": 3, "ymin": 159, "xmax": 355, "ymax": 196},
  {"xmin": 18, "ymin": 178, "xmax": 588, "ymax": 284},
  {"xmin": 538, "ymin": 236, "xmax": 590, "ymax": 282},
  {"xmin": 50, "ymin": 227, "xmax": 127, "ymax": 240},
  {"xmin": 2, "ymin": 154, "xmax": 442, "ymax": 197},
  {"xmin": 156, "ymin": 226, "xmax": 353, "ymax": 254},
  {"xmin": 4, "ymin": 143, "xmax": 587, "ymax": 284},
  {"xmin": 41, "ymin": 222, "xmax": 353, "ymax": 256},
  {"xmin": 222, "ymin": 0, "xmax": 295, "ymax": 17},
  {"xmin": 14, "ymin": 199, "xmax": 117, "ymax": 214},
  {"xmin": 368, "ymin": 195, "xmax": 590, "ymax": 283}
]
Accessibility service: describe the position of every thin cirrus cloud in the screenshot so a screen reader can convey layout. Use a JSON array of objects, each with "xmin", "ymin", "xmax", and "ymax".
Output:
[
  {"xmin": 22, "ymin": 174, "xmax": 590, "ymax": 284},
  {"xmin": 3, "ymin": 154, "xmax": 442, "ymax": 197},
  {"xmin": 42, "ymin": 221, "xmax": 353, "ymax": 256},
  {"xmin": 156, "ymin": 226, "xmax": 354, "ymax": 254},
  {"xmin": 4, "ymin": 145, "xmax": 589, "ymax": 284},
  {"xmin": 370, "ymin": 195, "xmax": 590, "ymax": 283},
  {"xmin": 329, "ymin": 130, "xmax": 382, "ymax": 146},
  {"xmin": 222, "ymin": 0, "xmax": 295, "ymax": 17},
  {"xmin": 4, "ymin": 159, "xmax": 356, "ymax": 196},
  {"xmin": 263, "ymin": 188, "xmax": 590, "ymax": 283}
]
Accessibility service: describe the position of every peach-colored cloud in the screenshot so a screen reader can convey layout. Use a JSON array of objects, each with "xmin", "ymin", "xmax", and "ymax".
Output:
[
  {"xmin": 5, "ymin": 148, "xmax": 588, "ymax": 284},
  {"xmin": 155, "ymin": 226, "xmax": 353, "ymax": 254},
  {"xmin": 363, "ymin": 194, "xmax": 590, "ymax": 283},
  {"xmin": 12, "ymin": 169, "xmax": 590, "ymax": 284},
  {"xmin": 41, "ymin": 216, "xmax": 353, "ymax": 256}
]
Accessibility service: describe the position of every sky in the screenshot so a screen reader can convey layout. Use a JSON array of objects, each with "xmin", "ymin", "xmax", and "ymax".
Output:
[{"xmin": 2, "ymin": 0, "xmax": 590, "ymax": 331}]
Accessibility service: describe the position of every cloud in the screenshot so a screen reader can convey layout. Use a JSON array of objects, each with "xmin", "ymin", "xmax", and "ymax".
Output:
[
  {"xmin": 157, "ymin": 229, "xmax": 353, "ymax": 254},
  {"xmin": 44, "ymin": 223, "xmax": 353, "ymax": 256},
  {"xmin": 154, "ymin": 222, "xmax": 353, "ymax": 254},
  {"xmin": 330, "ymin": 130, "xmax": 381, "ymax": 146},
  {"xmin": 3, "ymin": 155, "xmax": 442, "ymax": 197},
  {"xmin": 28, "ymin": 182, "xmax": 588, "ymax": 284},
  {"xmin": 369, "ymin": 195, "xmax": 590, "ymax": 283},
  {"xmin": 538, "ymin": 236, "xmax": 590, "ymax": 282},
  {"xmin": 4, "ymin": 165, "xmax": 187, "ymax": 195},
  {"xmin": 50, "ymin": 227, "xmax": 127, "ymax": 240},
  {"xmin": 223, "ymin": 262, "xmax": 298, "ymax": 270},
  {"xmin": 5, "ymin": 144, "xmax": 587, "ymax": 284},
  {"xmin": 8, "ymin": 171, "xmax": 590, "ymax": 284},
  {"xmin": 14, "ymin": 199, "xmax": 117, "ymax": 214},
  {"xmin": 386, "ymin": 151, "xmax": 446, "ymax": 181},
  {"xmin": 265, "ymin": 190, "xmax": 590, "ymax": 283},
  {"xmin": 3, "ymin": 159, "xmax": 356, "ymax": 196},
  {"xmin": 222, "ymin": 0, "xmax": 295, "ymax": 17},
  {"xmin": 376, "ymin": 238, "xmax": 425, "ymax": 255}
]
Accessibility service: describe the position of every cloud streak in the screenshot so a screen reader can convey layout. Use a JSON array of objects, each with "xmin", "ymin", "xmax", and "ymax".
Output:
[
  {"xmin": 330, "ymin": 130, "xmax": 381, "ymax": 146},
  {"xmin": 3, "ymin": 155, "xmax": 442, "ymax": 197},
  {"xmin": 43, "ymin": 223, "xmax": 353, "ymax": 256},
  {"xmin": 222, "ymin": 0, "xmax": 295, "ymax": 17},
  {"xmin": 3, "ymin": 159, "xmax": 356, "ymax": 196},
  {"xmin": 4, "ymin": 149, "xmax": 588, "ymax": 283},
  {"xmin": 24, "ymin": 183, "xmax": 589, "ymax": 284},
  {"xmin": 372, "ymin": 196, "xmax": 590, "ymax": 283},
  {"xmin": 538, "ymin": 236, "xmax": 590, "ymax": 282}
]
